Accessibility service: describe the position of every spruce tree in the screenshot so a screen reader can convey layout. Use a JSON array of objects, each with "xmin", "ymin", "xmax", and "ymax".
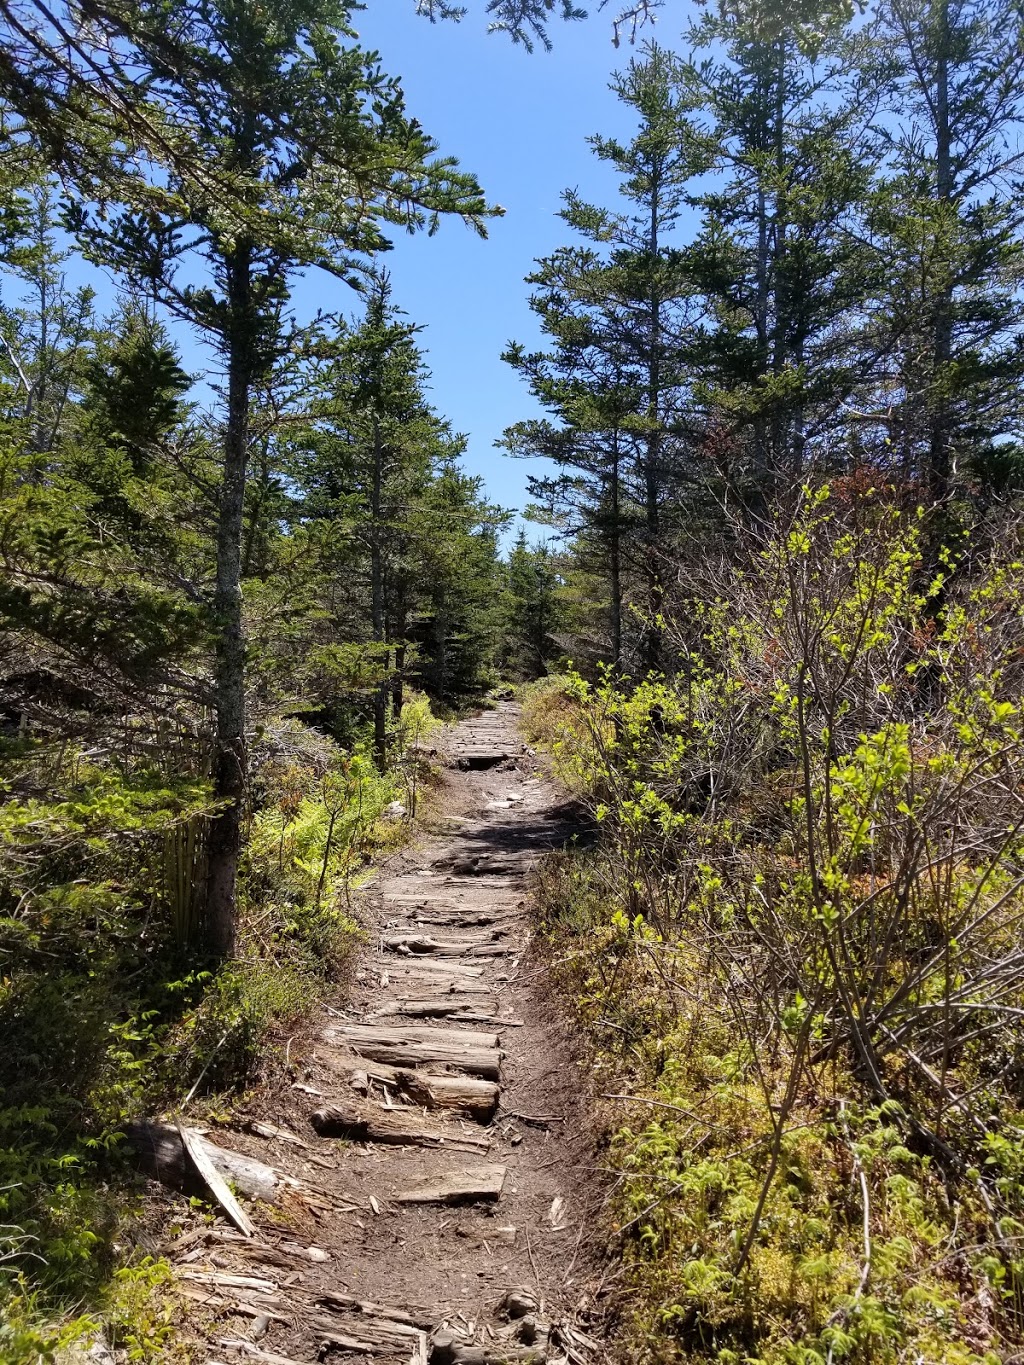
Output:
[
  {"xmin": 675, "ymin": 0, "xmax": 876, "ymax": 504},
  {"xmin": 71, "ymin": 0, "xmax": 496, "ymax": 956},
  {"xmin": 505, "ymin": 45, "xmax": 694, "ymax": 673},
  {"xmin": 868, "ymin": 0, "xmax": 1024, "ymax": 502}
]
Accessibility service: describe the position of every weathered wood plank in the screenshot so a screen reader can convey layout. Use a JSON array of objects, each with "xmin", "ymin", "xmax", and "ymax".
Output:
[
  {"xmin": 317, "ymin": 1291, "xmax": 434, "ymax": 1330},
  {"xmin": 311, "ymin": 1314, "xmax": 425, "ymax": 1352},
  {"xmin": 371, "ymin": 995, "xmax": 498, "ymax": 1020},
  {"xmin": 394, "ymin": 1163, "xmax": 506, "ymax": 1205},
  {"xmin": 383, "ymin": 932, "xmax": 501, "ymax": 957},
  {"xmin": 333, "ymin": 1023, "xmax": 500, "ymax": 1049},
  {"xmin": 177, "ymin": 1121, "xmax": 255, "ymax": 1238},
  {"xmin": 430, "ymin": 1339, "xmax": 546, "ymax": 1365},
  {"xmin": 380, "ymin": 956, "xmax": 486, "ymax": 980},
  {"xmin": 318, "ymin": 1051, "xmax": 500, "ymax": 1120},
  {"xmin": 323, "ymin": 1027, "xmax": 502, "ymax": 1080},
  {"xmin": 128, "ymin": 1121, "xmax": 299, "ymax": 1205},
  {"xmin": 309, "ymin": 1104, "xmax": 491, "ymax": 1152}
]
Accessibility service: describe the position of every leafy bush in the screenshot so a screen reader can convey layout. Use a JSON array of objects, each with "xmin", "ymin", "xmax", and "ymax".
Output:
[
  {"xmin": 529, "ymin": 488, "xmax": 1024, "ymax": 1363},
  {"xmin": 0, "ymin": 693, "xmax": 443, "ymax": 1346}
]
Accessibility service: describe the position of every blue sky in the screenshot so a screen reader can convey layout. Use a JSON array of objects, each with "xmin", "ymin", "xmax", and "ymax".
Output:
[
  {"xmin": 296, "ymin": 3, "xmax": 653, "ymax": 533},
  {"xmin": 59, "ymin": 5, "xmax": 672, "ymax": 539}
]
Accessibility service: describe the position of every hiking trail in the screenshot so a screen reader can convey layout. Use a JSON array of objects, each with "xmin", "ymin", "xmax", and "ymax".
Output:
[{"xmin": 154, "ymin": 702, "xmax": 606, "ymax": 1365}]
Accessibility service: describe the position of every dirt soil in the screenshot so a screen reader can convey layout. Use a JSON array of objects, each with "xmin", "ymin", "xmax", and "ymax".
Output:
[{"xmin": 164, "ymin": 702, "xmax": 613, "ymax": 1365}]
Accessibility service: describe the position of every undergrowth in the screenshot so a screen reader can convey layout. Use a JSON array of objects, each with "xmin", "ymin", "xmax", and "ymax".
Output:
[
  {"xmin": 522, "ymin": 490, "xmax": 1024, "ymax": 1364},
  {"xmin": 0, "ymin": 692, "xmax": 441, "ymax": 1359}
]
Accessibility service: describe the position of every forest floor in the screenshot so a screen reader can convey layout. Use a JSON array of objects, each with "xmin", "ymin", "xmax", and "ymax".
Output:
[{"xmin": 153, "ymin": 702, "xmax": 612, "ymax": 1365}]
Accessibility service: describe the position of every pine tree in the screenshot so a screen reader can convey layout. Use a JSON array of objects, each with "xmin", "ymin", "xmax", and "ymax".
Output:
[
  {"xmin": 505, "ymin": 45, "xmax": 695, "ymax": 673},
  {"xmin": 70, "ymin": 0, "xmax": 496, "ymax": 956},
  {"xmin": 675, "ymin": 0, "xmax": 876, "ymax": 505},
  {"xmin": 868, "ymin": 0, "xmax": 1024, "ymax": 502},
  {"xmin": 500, "ymin": 532, "xmax": 564, "ymax": 679},
  {"xmin": 293, "ymin": 275, "xmax": 450, "ymax": 766}
]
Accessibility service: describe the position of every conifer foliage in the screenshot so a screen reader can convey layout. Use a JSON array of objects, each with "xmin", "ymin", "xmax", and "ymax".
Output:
[{"xmin": 0, "ymin": 8, "xmax": 506, "ymax": 1336}]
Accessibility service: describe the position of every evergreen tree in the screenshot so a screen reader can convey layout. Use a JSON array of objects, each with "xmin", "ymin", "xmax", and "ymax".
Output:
[
  {"xmin": 500, "ymin": 532, "xmax": 564, "ymax": 679},
  {"xmin": 71, "ymin": 1, "xmax": 496, "ymax": 955},
  {"xmin": 505, "ymin": 45, "xmax": 695, "ymax": 673},
  {"xmin": 675, "ymin": 0, "xmax": 876, "ymax": 504},
  {"xmin": 293, "ymin": 276, "xmax": 458, "ymax": 764},
  {"xmin": 867, "ymin": 0, "xmax": 1024, "ymax": 502}
]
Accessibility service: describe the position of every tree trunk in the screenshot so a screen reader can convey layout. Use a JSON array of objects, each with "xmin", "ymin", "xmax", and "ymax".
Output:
[
  {"xmin": 609, "ymin": 429, "xmax": 623, "ymax": 671},
  {"xmin": 929, "ymin": 0, "xmax": 953, "ymax": 506},
  {"xmin": 391, "ymin": 637, "xmax": 406, "ymax": 720},
  {"xmin": 205, "ymin": 241, "xmax": 254, "ymax": 959},
  {"xmin": 370, "ymin": 414, "xmax": 388, "ymax": 773},
  {"xmin": 643, "ymin": 178, "xmax": 664, "ymax": 675}
]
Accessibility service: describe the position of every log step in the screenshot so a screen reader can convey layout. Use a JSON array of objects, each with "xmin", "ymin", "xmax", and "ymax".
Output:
[
  {"xmin": 325, "ymin": 1026, "xmax": 503, "ymax": 1080},
  {"xmin": 431, "ymin": 1338, "xmax": 546, "ymax": 1365},
  {"xmin": 320, "ymin": 1054, "xmax": 500, "ymax": 1121},
  {"xmin": 395, "ymin": 1163, "xmax": 506, "ymax": 1204},
  {"xmin": 310, "ymin": 1310, "xmax": 428, "ymax": 1354},
  {"xmin": 372, "ymin": 995, "xmax": 499, "ymax": 1019},
  {"xmin": 318, "ymin": 1291, "xmax": 434, "ymax": 1331},
  {"xmin": 384, "ymin": 932, "xmax": 504, "ymax": 957},
  {"xmin": 334, "ymin": 1022, "xmax": 500, "ymax": 1048},
  {"xmin": 310, "ymin": 1104, "xmax": 491, "ymax": 1153}
]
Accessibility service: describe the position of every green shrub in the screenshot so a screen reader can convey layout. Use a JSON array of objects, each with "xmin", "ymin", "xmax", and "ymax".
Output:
[{"xmin": 528, "ymin": 490, "xmax": 1024, "ymax": 1363}]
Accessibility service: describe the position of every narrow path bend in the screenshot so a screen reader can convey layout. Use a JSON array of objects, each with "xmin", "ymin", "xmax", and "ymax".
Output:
[{"xmin": 179, "ymin": 703, "xmax": 603, "ymax": 1365}]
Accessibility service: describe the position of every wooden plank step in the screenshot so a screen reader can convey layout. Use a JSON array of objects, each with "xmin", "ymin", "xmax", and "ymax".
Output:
[
  {"xmin": 431, "ymin": 1335, "xmax": 546, "ymax": 1364},
  {"xmin": 378, "ymin": 976, "xmax": 487, "ymax": 998},
  {"xmin": 336, "ymin": 1022, "xmax": 499, "ymax": 1047},
  {"xmin": 395, "ymin": 1163, "xmax": 506, "ymax": 1205},
  {"xmin": 372, "ymin": 995, "xmax": 499, "ymax": 1019},
  {"xmin": 383, "ymin": 932, "xmax": 501, "ymax": 957},
  {"xmin": 384, "ymin": 895, "xmax": 519, "ymax": 913},
  {"xmin": 318, "ymin": 1051, "xmax": 500, "ymax": 1120},
  {"xmin": 318, "ymin": 1291, "xmax": 434, "ymax": 1330},
  {"xmin": 389, "ymin": 1071, "xmax": 499, "ymax": 1118},
  {"xmin": 324, "ymin": 1026, "xmax": 503, "ymax": 1080},
  {"xmin": 389, "ymin": 906, "xmax": 518, "ymax": 928},
  {"xmin": 310, "ymin": 1104, "xmax": 491, "ymax": 1153},
  {"xmin": 310, "ymin": 1311, "xmax": 427, "ymax": 1353},
  {"xmin": 380, "ymin": 957, "xmax": 485, "ymax": 980}
]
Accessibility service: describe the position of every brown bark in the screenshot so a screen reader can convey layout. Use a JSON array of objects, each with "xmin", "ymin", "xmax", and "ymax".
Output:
[{"xmin": 206, "ymin": 239, "xmax": 254, "ymax": 959}]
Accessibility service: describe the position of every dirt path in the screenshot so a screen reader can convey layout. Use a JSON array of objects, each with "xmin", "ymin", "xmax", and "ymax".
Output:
[{"xmin": 165, "ymin": 703, "xmax": 606, "ymax": 1365}]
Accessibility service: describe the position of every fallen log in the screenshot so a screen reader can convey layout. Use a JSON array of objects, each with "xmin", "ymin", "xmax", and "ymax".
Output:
[{"xmin": 128, "ymin": 1121, "xmax": 300, "ymax": 1205}]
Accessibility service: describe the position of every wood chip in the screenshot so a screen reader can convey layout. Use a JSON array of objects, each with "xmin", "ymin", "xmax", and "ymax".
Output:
[
  {"xmin": 248, "ymin": 1121, "xmax": 308, "ymax": 1148},
  {"xmin": 548, "ymin": 1196, "xmax": 567, "ymax": 1230},
  {"xmin": 176, "ymin": 1122, "xmax": 255, "ymax": 1239}
]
